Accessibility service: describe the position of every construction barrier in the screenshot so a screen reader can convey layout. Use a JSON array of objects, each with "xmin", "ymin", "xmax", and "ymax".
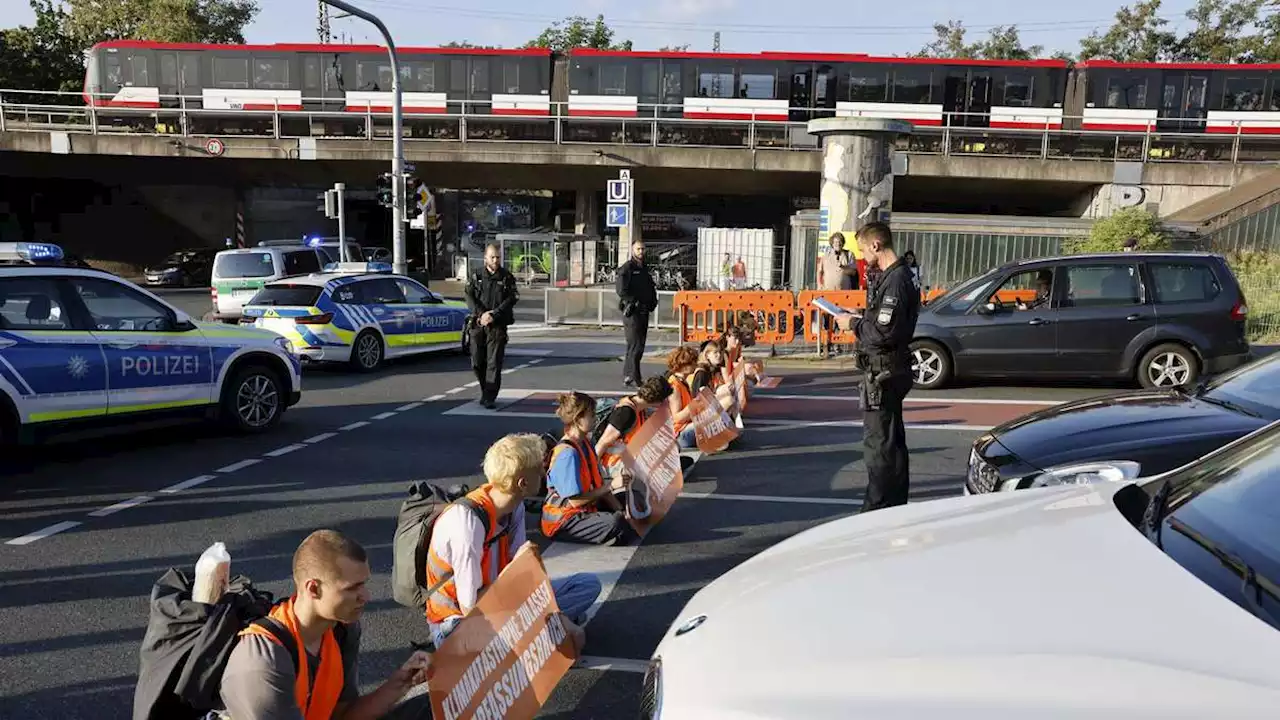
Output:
[
  {"xmin": 675, "ymin": 291, "xmax": 797, "ymax": 346},
  {"xmin": 676, "ymin": 287, "xmax": 1038, "ymax": 345}
]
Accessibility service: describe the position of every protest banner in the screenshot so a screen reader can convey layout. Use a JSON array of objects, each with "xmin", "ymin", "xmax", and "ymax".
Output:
[
  {"xmin": 731, "ymin": 359, "xmax": 749, "ymax": 417},
  {"xmin": 620, "ymin": 403, "xmax": 684, "ymax": 536},
  {"xmin": 428, "ymin": 546, "xmax": 576, "ymax": 720},
  {"xmin": 691, "ymin": 387, "xmax": 739, "ymax": 454},
  {"xmin": 755, "ymin": 372, "xmax": 781, "ymax": 389}
]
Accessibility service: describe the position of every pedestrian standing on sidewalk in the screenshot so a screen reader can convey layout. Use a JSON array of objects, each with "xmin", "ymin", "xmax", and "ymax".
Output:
[
  {"xmin": 465, "ymin": 243, "xmax": 519, "ymax": 409},
  {"xmin": 617, "ymin": 239, "xmax": 658, "ymax": 387}
]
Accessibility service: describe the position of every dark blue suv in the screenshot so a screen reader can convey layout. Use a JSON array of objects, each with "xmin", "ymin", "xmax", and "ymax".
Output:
[{"xmin": 909, "ymin": 252, "xmax": 1252, "ymax": 390}]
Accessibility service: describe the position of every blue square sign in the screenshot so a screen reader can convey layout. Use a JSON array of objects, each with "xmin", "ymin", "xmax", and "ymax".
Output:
[{"xmin": 606, "ymin": 203, "xmax": 629, "ymax": 228}]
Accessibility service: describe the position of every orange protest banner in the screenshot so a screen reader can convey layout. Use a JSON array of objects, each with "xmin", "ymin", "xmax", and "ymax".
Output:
[
  {"xmin": 428, "ymin": 546, "xmax": 576, "ymax": 720},
  {"xmin": 756, "ymin": 375, "xmax": 781, "ymax": 389},
  {"xmin": 620, "ymin": 403, "xmax": 684, "ymax": 536},
  {"xmin": 691, "ymin": 387, "xmax": 739, "ymax": 454},
  {"xmin": 731, "ymin": 360, "xmax": 748, "ymax": 415}
]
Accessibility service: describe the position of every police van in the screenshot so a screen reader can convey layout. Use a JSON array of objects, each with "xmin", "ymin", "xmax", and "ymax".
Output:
[
  {"xmin": 0, "ymin": 242, "xmax": 302, "ymax": 447},
  {"xmin": 241, "ymin": 261, "xmax": 468, "ymax": 372},
  {"xmin": 210, "ymin": 237, "xmax": 363, "ymax": 324}
]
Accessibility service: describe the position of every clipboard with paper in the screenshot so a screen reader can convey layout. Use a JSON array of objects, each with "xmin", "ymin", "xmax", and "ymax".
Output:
[{"xmin": 811, "ymin": 297, "xmax": 860, "ymax": 317}]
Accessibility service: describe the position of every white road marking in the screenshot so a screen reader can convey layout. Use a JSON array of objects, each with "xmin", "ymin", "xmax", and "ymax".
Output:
[
  {"xmin": 527, "ymin": 359, "xmax": 544, "ymax": 365},
  {"xmin": 506, "ymin": 348, "xmax": 554, "ymax": 356},
  {"xmin": 340, "ymin": 421, "xmax": 371, "ymax": 431},
  {"xmin": 6, "ymin": 521, "xmax": 82, "ymax": 546},
  {"xmin": 751, "ymin": 419, "xmax": 990, "ymax": 432},
  {"xmin": 542, "ymin": 541, "xmax": 640, "ymax": 627},
  {"xmin": 264, "ymin": 444, "xmax": 306, "ymax": 458},
  {"xmin": 303, "ymin": 432, "xmax": 337, "ymax": 444},
  {"xmin": 446, "ymin": 387, "xmax": 466, "ymax": 394},
  {"xmin": 425, "ymin": 394, "xmax": 447, "ymax": 401},
  {"xmin": 464, "ymin": 381, "xmax": 480, "ymax": 388},
  {"xmin": 506, "ymin": 324, "xmax": 549, "ymax": 335},
  {"xmin": 89, "ymin": 495, "xmax": 154, "ymax": 517},
  {"xmin": 371, "ymin": 412, "xmax": 397, "ymax": 420},
  {"xmin": 501, "ymin": 367, "xmax": 518, "ymax": 375},
  {"xmin": 217, "ymin": 459, "xmax": 262, "ymax": 473},
  {"xmin": 574, "ymin": 656, "xmax": 650, "ymax": 673},
  {"xmin": 396, "ymin": 402, "xmax": 423, "ymax": 412},
  {"xmin": 680, "ymin": 491, "xmax": 863, "ymax": 506},
  {"xmin": 161, "ymin": 475, "xmax": 216, "ymax": 494}
]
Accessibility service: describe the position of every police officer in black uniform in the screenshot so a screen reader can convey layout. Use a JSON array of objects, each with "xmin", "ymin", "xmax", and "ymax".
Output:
[
  {"xmin": 835, "ymin": 223, "xmax": 921, "ymax": 513},
  {"xmin": 616, "ymin": 239, "xmax": 658, "ymax": 387},
  {"xmin": 465, "ymin": 243, "xmax": 519, "ymax": 409}
]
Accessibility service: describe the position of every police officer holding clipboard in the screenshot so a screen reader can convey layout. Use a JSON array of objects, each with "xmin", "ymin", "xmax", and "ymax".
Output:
[{"xmin": 833, "ymin": 223, "xmax": 920, "ymax": 513}]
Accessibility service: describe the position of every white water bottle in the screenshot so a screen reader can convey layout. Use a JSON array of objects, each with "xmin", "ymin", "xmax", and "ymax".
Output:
[{"xmin": 192, "ymin": 542, "xmax": 231, "ymax": 604}]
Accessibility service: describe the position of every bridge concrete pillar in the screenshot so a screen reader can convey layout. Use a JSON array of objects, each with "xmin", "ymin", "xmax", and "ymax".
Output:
[
  {"xmin": 574, "ymin": 188, "xmax": 599, "ymax": 238},
  {"xmin": 807, "ymin": 118, "xmax": 912, "ymax": 277}
]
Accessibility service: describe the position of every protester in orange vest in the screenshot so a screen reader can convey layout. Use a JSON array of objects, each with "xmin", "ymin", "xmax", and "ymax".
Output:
[
  {"xmin": 221, "ymin": 530, "xmax": 431, "ymax": 720},
  {"xmin": 596, "ymin": 376, "xmax": 672, "ymax": 480},
  {"xmin": 722, "ymin": 326, "xmax": 762, "ymax": 384},
  {"xmin": 423, "ymin": 433, "xmax": 598, "ymax": 651},
  {"xmin": 665, "ymin": 345, "xmax": 700, "ymax": 450},
  {"xmin": 689, "ymin": 339, "xmax": 735, "ymax": 413},
  {"xmin": 542, "ymin": 392, "xmax": 637, "ymax": 546}
]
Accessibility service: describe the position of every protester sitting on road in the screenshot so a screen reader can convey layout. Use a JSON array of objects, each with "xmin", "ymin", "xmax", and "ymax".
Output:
[
  {"xmin": 666, "ymin": 345, "xmax": 701, "ymax": 450},
  {"xmin": 689, "ymin": 339, "xmax": 735, "ymax": 413},
  {"xmin": 596, "ymin": 376, "xmax": 672, "ymax": 481},
  {"xmin": 425, "ymin": 432, "xmax": 598, "ymax": 652},
  {"xmin": 722, "ymin": 327, "xmax": 762, "ymax": 384},
  {"xmin": 542, "ymin": 392, "xmax": 637, "ymax": 546},
  {"xmin": 220, "ymin": 530, "xmax": 432, "ymax": 720}
]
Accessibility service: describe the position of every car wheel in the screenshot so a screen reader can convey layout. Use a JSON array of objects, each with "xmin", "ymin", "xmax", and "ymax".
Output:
[
  {"xmin": 220, "ymin": 364, "xmax": 284, "ymax": 433},
  {"xmin": 1138, "ymin": 343, "xmax": 1199, "ymax": 389},
  {"xmin": 350, "ymin": 329, "xmax": 384, "ymax": 372},
  {"xmin": 909, "ymin": 340, "xmax": 952, "ymax": 390}
]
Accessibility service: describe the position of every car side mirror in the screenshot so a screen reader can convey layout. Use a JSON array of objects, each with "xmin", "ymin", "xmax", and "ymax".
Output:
[{"xmin": 170, "ymin": 311, "xmax": 197, "ymax": 332}]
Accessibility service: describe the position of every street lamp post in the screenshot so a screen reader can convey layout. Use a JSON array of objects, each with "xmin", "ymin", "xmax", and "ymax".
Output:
[{"xmin": 320, "ymin": 0, "xmax": 407, "ymax": 275}]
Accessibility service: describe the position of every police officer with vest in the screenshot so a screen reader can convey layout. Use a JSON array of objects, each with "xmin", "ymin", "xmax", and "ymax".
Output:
[
  {"xmin": 835, "ymin": 223, "xmax": 921, "ymax": 513},
  {"xmin": 616, "ymin": 239, "xmax": 658, "ymax": 387},
  {"xmin": 465, "ymin": 243, "xmax": 519, "ymax": 409}
]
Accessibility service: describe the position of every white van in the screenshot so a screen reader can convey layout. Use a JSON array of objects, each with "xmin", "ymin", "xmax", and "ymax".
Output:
[{"xmin": 210, "ymin": 245, "xmax": 327, "ymax": 322}]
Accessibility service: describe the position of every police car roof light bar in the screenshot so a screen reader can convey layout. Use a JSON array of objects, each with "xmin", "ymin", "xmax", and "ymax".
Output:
[
  {"xmin": 323, "ymin": 261, "xmax": 392, "ymax": 274},
  {"xmin": 0, "ymin": 242, "xmax": 65, "ymax": 262}
]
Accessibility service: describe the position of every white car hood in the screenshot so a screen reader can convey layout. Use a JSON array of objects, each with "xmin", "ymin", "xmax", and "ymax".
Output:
[{"xmin": 653, "ymin": 484, "xmax": 1280, "ymax": 719}]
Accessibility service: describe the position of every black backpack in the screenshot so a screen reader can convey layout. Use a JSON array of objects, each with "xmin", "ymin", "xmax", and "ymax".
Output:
[
  {"xmin": 133, "ymin": 568, "xmax": 349, "ymax": 720},
  {"xmin": 391, "ymin": 482, "xmax": 494, "ymax": 609},
  {"xmin": 590, "ymin": 397, "xmax": 620, "ymax": 445}
]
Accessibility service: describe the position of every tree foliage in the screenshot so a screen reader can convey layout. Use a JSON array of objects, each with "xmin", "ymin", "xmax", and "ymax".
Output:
[
  {"xmin": 1067, "ymin": 207, "xmax": 1169, "ymax": 253},
  {"xmin": 1080, "ymin": 0, "xmax": 1280, "ymax": 63},
  {"xmin": 917, "ymin": 20, "xmax": 1044, "ymax": 60},
  {"xmin": 524, "ymin": 15, "xmax": 632, "ymax": 53},
  {"xmin": 0, "ymin": 1, "xmax": 82, "ymax": 93},
  {"xmin": 443, "ymin": 40, "xmax": 501, "ymax": 49}
]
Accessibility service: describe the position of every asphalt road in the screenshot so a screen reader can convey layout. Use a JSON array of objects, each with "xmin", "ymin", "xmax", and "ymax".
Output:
[{"xmin": 0, "ymin": 330, "xmax": 1115, "ymax": 719}]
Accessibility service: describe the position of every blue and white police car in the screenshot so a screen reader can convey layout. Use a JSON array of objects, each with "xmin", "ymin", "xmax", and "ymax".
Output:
[
  {"xmin": 0, "ymin": 242, "xmax": 302, "ymax": 447},
  {"xmin": 240, "ymin": 262, "xmax": 470, "ymax": 372}
]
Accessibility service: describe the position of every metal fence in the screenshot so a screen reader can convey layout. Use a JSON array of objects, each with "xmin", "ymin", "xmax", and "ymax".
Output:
[
  {"xmin": 1202, "ymin": 212, "xmax": 1280, "ymax": 341},
  {"xmin": 544, "ymin": 288, "xmax": 682, "ymax": 328},
  {"xmin": 6, "ymin": 89, "xmax": 1280, "ymax": 163}
]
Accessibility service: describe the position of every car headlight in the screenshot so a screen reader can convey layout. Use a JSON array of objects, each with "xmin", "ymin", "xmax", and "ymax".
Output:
[
  {"xmin": 273, "ymin": 337, "xmax": 296, "ymax": 355},
  {"xmin": 1027, "ymin": 461, "xmax": 1141, "ymax": 488}
]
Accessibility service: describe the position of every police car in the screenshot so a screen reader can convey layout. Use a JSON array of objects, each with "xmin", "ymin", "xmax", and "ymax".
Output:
[
  {"xmin": 240, "ymin": 262, "xmax": 470, "ymax": 372},
  {"xmin": 0, "ymin": 242, "xmax": 302, "ymax": 447}
]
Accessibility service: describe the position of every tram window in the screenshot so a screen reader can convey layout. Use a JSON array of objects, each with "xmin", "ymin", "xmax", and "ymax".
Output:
[
  {"xmin": 641, "ymin": 64, "xmax": 660, "ymax": 96},
  {"xmin": 214, "ymin": 57, "xmax": 250, "ymax": 89},
  {"xmin": 416, "ymin": 64, "xmax": 436, "ymax": 92},
  {"xmin": 160, "ymin": 55, "xmax": 177, "ymax": 88},
  {"xmin": 450, "ymin": 60, "xmax": 467, "ymax": 92},
  {"xmin": 1270, "ymin": 79, "xmax": 1280, "ymax": 111},
  {"xmin": 304, "ymin": 57, "xmax": 320, "ymax": 90},
  {"xmin": 815, "ymin": 66, "xmax": 833, "ymax": 104},
  {"xmin": 471, "ymin": 59, "xmax": 490, "ymax": 93},
  {"xmin": 255, "ymin": 59, "xmax": 289, "ymax": 89},
  {"xmin": 325, "ymin": 60, "xmax": 343, "ymax": 91},
  {"xmin": 698, "ymin": 69, "xmax": 734, "ymax": 98},
  {"xmin": 1221, "ymin": 77, "xmax": 1263, "ymax": 110},
  {"xmin": 503, "ymin": 61, "xmax": 520, "ymax": 94},
  {"xmin": 600, "ymin": 64, "xmax": 627, "ymax": 95},
  {"xmin": 1105, "ymin": 77, "xmax": 1147, "ymax": 108},
  {"xmin": 1003, "ymin": 73, "xmax": 1033, "ymax": 106},
  {"xmin": 741, "ymin": 72, "xmax": 776, "ymax": 99},
  {"xmin": 848, "ymin": 71, "xmax": 888, "ymax": 102},
  {"xmin": 661, "ymin": 65, "xmax": 682, "ymax": 98},
  {"xmin": 359, "ymin": 61, "xmax": 392, "ymax": 91},
  {"xmin": 892, "ymin": 68, "xmax": 932, "ymax": 103},
  {"xmin": 106, "ymin": 55, "xmax": 122, "ymax": 87},
  {"xmin": 132, "ymin": 55, "xmax": 150, "ymax": 86}
]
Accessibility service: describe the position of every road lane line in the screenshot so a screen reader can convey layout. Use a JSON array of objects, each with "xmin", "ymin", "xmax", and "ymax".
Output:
[
  {"xmin": 574, "ymin": 656, "xmax": 650, "ymax": 673},
  {"xmin": 542, "ymin": 541, "xmax": 640, "ymax": 627},
  {"xmin": 751, "ymin": 419, "xmax": 990, "ymax": 432},
  {"xmin": 679, "ymin": 492, "xmax": 863, "ymax": 506},
  {"xmin": 506, "ymin": 349, "xmax": 554, "ymax": 356},
  {"xmin": 527, "ymin": 359, "xmax": 544, "ymax": 365},
  {"xmin": 464, "ymin": 381, "xmax": 480, "ymax": 388},
  {"xmin": 264, "ymin": 444, "xmax": 306, "ymax": 458},
  {"xmin": 161, "ymin": 475, "xmax": 216, "ymax": 494},
  {"xmin": 89, "ymin": 495, "xmax": 154, "ymax": 517},
  {"xmin": 396, "ymin": 402, "xmax": 423, "ymax": 412},
  {"xmin": 371, "ymin": 412, "xmax": 397, "ymax": 420},
  {"xmin": 217, "ymin": 459, "xmax": 262, "ymax": 473},
  {"xmin": 446, "ymin": 387, "xmax": 466, "ymax": 394},
  {"xmin": 425, "ymin": 394, "xmax": 447, "ymax": 401},
  {"xmin": 340, "ymin": 421, "xmax": 371, "ymax": 431},
  {"xmin": 303, "ymin": 433, "xmax": 337, "ymax": 444},
  {"xmin": 6, "ymin": 521, "xmax": 82, "ymax": 546}
]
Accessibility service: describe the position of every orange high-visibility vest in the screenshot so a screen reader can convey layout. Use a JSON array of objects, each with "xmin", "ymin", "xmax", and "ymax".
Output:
[
  {"xmin": 669, "ymin": 373, "xmax": 693, "ymax": 433},
  {"xmin": 600, "ymin": 398, "xmax": 649, "ymax": 469},
  {"xmin": 239, "ymin": 597, "xmax": 344, "ymax": 720},
  {"xmin": 541, "ymin": 437, "xmax": 605, "ymax": 537},
  {"xmin": 424, "ymin": 485, "xmax": 512, "ymax": 624}
]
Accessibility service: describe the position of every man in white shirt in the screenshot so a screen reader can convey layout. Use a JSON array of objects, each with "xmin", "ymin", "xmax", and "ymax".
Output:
[{"xmin": 424, "ymin": 433, "xmax": 598, "ymax": 651}]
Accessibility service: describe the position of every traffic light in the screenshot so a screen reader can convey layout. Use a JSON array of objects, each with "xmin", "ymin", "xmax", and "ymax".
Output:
[
  {"xmin": 376, "ymin": 172, "xmax": 393, "ymax": 208},
  {"xmin": 322, "ymin": 189, "xmax": 338, "ymax": 219},
  {"xmin": 405, "ymin": 176, "xmax": 422, "ymax": 220}
]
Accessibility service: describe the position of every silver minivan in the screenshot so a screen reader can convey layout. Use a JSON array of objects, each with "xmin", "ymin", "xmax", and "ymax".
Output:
[{"xmin": 210, "ymin": 245, "xmax": 326, "ymax": 322}]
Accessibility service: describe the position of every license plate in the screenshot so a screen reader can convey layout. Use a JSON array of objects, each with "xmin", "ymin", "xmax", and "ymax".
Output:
[{"xmin": 233, "ymin": 289, "xmax": 258, "ymax": 297}]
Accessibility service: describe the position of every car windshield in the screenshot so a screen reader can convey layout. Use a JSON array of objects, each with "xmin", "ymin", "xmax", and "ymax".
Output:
[
  {"xmin": 215, "ymin": 252, "xmax": 275, "ymax": 278},
  {"xmin": 1201, "ymin": 353, "xmax": 1280, "ymax": 420},
  {"xmin": 928, "ymin": 271, "xmax": 999, "ymax": 311},
  {"xmin": 1152, "ymin": 421, "xmax": 1280, "ymax": 631},
  {"xmin": 248, "ymin": 284, "xmax": 323, "ymax": 307}
]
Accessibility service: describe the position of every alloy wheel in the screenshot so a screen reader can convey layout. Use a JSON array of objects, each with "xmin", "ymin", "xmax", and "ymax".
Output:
[
  {"xmin": 1147, "ymin": 351, "xmax": 1191, "ymax": 387},
  {"xmin": 912, "ymin": 347, "xmax": 942, "ymax": 386},
  {"xmin": 236, "ymin": 374, "xmax": 280, "ymax": 428}
]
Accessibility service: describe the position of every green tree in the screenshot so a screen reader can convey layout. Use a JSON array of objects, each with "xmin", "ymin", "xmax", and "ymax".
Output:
[
  {"xmin": 525, "ymin": 14, "xmax": 632, "ymax": 52},
  {"xmin": 1067, "ymin": 207, "xmax": 1169, "ymax": 254},
  {"xmin": 659, "ymin": 44, "xmax": 691, "ymax": 52},
  {"xmin": 60, "ymin": 0, "xmax": 259, "ymax": 46},
  {"xmin": 916, "ymin": 20, "xmax": 1043, "ymax": 59},
  {"xmin": 0, "ymin": 1, "xmax": 82, "ymax": 94},
  {"xmin": 1172, "ymin": 0, "xmax": 1268, "ymax": 62},
  {"xmin": 1078, "ymin": 0, "xmax": 1177, "ymax": 61},
  {"xmin": 443, "ymin": 40, "xmax": 501, "ymax": 49}
]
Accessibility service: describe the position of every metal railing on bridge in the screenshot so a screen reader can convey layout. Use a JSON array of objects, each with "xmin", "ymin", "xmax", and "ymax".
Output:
[{"xmin": 4, "ymin": 89, "xmax": 1280, "ymax": 164}]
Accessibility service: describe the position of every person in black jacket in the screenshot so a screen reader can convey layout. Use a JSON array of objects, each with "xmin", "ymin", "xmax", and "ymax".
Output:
[
  {"xmin": 615, "ymin": 239, "xmax": 658, "ymax": 387},
  {"xmin": 465, "ymin": 244, "xmax": 519, "ymax": 408}
]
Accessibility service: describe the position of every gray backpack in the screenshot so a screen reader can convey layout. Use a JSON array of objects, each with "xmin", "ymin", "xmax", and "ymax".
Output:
[{"xmin": 390, "ymin": 482, "xmax": 494, "ymax": 609}]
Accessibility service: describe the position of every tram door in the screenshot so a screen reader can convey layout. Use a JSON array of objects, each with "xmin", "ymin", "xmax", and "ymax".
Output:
[
  {"xmin": 1157, "ymin": 72, "xmax": 1209, "ymax": 133},
  {"xmin": 789, "ymin": 63, "xmax": 812, "ymax": 122},
  {"xmin": 814, "ymin": 64, "xmax": 836, "ymax": 120},
  {"xmin": 639, "ymin": 61, "xmax": 661, "ymax": 118},
  {"xmin": 943, "ymin": 68, "xmax": 992, "ymax": 127}
]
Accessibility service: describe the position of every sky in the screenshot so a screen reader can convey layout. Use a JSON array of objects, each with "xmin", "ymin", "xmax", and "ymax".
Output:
[{"xmin": 0, "ymin": 0, "xmax": 1208, "ymax": 56}]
